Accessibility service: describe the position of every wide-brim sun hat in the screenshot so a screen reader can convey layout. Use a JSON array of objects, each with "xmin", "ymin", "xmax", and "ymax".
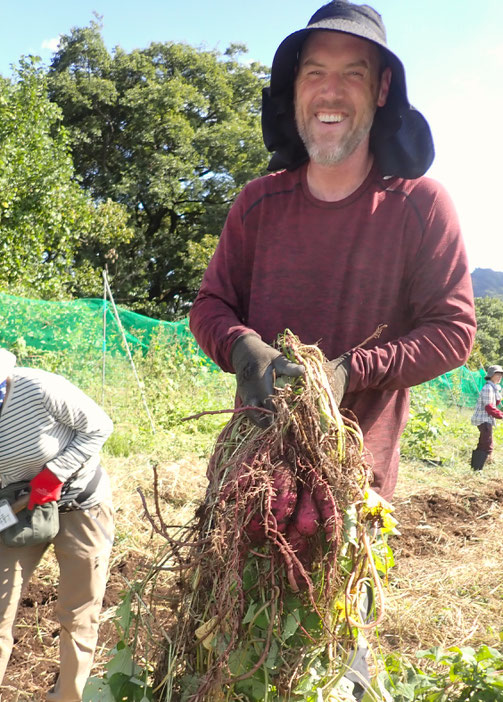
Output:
[
  {"xmin": 262, "ymin": 0, "xmax": 434, "ymax": 179},
  {"xmin": 0, "ymin": 348, "xmax": 16, "ymax": 382},
  {"xmin": 485, "ymin": 364, "xmax": 503, "ymax": 380}
]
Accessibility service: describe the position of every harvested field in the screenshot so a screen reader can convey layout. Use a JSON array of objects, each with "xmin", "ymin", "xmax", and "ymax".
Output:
[{"xmin": 1, "ymin": 458, "xmax": 502, "ymax": 701}]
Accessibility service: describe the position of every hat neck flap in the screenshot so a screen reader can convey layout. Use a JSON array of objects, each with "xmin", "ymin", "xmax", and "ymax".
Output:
[{"xmin": 262, "ymin": 2, "xmax": 435, "ymax": 179}]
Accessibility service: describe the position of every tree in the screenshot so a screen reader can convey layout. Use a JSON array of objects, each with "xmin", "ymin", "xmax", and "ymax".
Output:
[
  {"xmin": 47, "ymin": 21, "xmax": 271, "ymax": 318},
  {"xmin": 469, "ymin": 296, "xmax": 503, "ymax": 369},
  {"xmin": 0, "ymin": 58, "xmax": 132, "ymax": 299}
]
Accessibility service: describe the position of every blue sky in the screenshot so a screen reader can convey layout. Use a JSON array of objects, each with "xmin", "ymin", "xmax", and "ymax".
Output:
[{"xmin": 2, "ymin": 0, "xmax": 502, "ymax": 272}]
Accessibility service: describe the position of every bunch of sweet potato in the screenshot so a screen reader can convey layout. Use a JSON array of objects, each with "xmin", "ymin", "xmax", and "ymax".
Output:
[{"xmin": 219, "ymin": 454, "xmax": 342, "ymax": 592}]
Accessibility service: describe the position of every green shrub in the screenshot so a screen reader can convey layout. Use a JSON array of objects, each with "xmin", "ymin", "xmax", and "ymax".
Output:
[
  {"xmin": 382, "ymin": 642, "xmax": 503, "ymax": 701},
  {"xmin": 401, "ymin": 387, "xmax": 448, "ymax": 461}
]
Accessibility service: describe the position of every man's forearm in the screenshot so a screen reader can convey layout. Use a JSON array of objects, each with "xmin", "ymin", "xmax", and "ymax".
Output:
[{"xmin": 349, "ymin": 319, "xmax": 475, "ymax": 393}]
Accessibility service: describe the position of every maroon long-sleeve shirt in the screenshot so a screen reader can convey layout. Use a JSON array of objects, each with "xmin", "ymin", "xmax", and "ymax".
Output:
[{"xmin": 190, "ymin": 162, "xmax": 476, "ymax": 500}]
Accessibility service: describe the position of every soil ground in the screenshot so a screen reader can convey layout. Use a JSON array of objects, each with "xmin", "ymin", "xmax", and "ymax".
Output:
[
  {"xmin": 0, "ymin": 549, "xmax": 148, "ymax": 701},
  {"xmin": 1, "ymin": 467, "xmax": 502, "ymax": 701}
]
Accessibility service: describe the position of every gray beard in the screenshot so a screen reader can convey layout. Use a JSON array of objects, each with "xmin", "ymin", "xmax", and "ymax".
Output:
[{"xmin": 295, "ymin": 109, "xmax": 374, "ymax": 166}]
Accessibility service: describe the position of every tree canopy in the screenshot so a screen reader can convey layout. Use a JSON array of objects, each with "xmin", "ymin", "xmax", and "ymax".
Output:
[
  {"xmin": 47, "ymin": 21, "xmax": 271, "ymax": 318},
  {"xmin": 471, "ymin": 296, "xmax": 503, "ymax": 369},
  {"xmin": 0, "ymin": 58, "xmax": 132, "ymax": 299}
]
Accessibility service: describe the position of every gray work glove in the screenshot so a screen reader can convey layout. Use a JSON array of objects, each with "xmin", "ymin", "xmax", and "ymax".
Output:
[
  {"xmin": 323, "ymin": 353, "xmax": 351, "ymax": 405},
  {"xmin": 231, "ymin": 334, "xmax": 305, "ymax": 427}
]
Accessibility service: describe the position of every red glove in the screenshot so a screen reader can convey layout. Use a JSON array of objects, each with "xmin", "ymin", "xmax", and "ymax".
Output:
[
  {"xmin": 28, "ymin": 467, "xmax": 64, "ymax": 510},
  {"xmin": 485, "ymin": 404, "xmax": 503, "ymax": 419}
]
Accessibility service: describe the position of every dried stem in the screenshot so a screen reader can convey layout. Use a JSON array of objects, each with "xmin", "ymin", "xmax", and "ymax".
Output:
[{"xmin": 152, "ymin": 330, "xmax": 390, "ymax": 701}]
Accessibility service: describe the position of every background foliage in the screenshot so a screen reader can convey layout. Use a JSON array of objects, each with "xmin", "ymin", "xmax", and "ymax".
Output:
[
  {"xmin": 46, "ymin": 20, "xmax": 270, "ymax": 317},
  {"xmin": 2, "ymin": 20, "xmax": 503, "ymax": 366},
  {"xmin": 470, "ymin": 297, "xmax": 503, "ymax": 368},
  {"xmin": 0, "ymin": 60, "xmax": 132, "ymax": 299}
]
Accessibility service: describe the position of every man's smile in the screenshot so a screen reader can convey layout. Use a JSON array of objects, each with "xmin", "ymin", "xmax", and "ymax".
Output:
[{"xmin": 316, "ymin": 112, "xmax": 345, "ymax": 124}]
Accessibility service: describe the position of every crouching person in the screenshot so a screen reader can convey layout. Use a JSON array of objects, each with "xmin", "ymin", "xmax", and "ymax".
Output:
[{"xmin": 0, "ymin": 349, "xmax": 114, "ymax": 702}]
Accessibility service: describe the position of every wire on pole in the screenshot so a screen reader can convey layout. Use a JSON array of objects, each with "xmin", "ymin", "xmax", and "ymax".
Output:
[
  {"xmin": 102, "ymin": 270, "xmax": 107, "ymax": 408},
  {"xmin": 102, "ymin": 269, "xmax": 156, "ymax": 434}
]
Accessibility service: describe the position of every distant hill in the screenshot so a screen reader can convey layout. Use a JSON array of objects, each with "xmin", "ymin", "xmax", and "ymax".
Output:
[{"xmin": 471, "ymin": 268, "xmax": 503, "ymax": 298}]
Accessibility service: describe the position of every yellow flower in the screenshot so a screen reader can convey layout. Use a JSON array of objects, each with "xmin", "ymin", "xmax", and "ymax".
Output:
[{"xmin": 362, "ymin": 488, "xmax": 399, "ymax": 533}]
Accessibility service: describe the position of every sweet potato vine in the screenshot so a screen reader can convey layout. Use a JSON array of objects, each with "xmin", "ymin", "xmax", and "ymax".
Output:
[{"xmin": 150, "ymin": 330, "xmax": 397, "ymax": 701}]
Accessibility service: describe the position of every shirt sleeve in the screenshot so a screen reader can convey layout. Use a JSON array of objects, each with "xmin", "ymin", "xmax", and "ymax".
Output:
[
  {"xmin": 42, "ymin": 375, "xmax": 113, "ymax": 482},
  {"xmin": 190, "ymin": 189, "xmax": 256, "ymax": 372},
  {"xmin": 349, "ymin": 181, "xmax": 476, "ymax": 392},
  {"xmin": 485, "ymin": 404, "xmax": 503, "ymax": 419}
]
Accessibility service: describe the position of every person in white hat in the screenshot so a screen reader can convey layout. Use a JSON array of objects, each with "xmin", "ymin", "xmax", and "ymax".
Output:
[
  {"xmin": 0, "ymin": 349, "xmax": 114, "ymax": 701},
  {"xmin": 470, "ymin": 364, "xmax": 503, "ymax": 469}
]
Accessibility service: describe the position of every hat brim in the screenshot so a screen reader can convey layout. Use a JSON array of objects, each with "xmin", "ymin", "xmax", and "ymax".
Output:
[
  {"xmin": 270, "ymin": 25, "xmax": 407, "ymax": 103},
  {"xmin": 485, "ymin": 366, "xmax": 503, "ymax": 379}
]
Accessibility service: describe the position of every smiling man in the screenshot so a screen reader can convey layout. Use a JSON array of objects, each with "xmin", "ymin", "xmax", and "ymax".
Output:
[
  {"xmin": 295, "ymin": 31, "xmax": 391, "ymax": 175},
  {"xmin": 189, "ymin": 3, "xmax": 475, "ymax": 696},
  {"xmin": 191, "ymin": 0, "xmax": 475, "ymax": 495}
]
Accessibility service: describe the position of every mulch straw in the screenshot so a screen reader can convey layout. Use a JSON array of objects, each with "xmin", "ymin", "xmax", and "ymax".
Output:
[{"xmin": 148, "ymin": 330, "xmax": 396, "ymax": 701}]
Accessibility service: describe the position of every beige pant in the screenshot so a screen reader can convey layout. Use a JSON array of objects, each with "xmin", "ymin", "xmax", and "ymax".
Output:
[{"xmin": 0, "ymin": 503, "xmax": 114, "ymax": 702}]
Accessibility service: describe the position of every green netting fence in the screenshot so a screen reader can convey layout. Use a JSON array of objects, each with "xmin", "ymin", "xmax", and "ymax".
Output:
[
  {"xmin": 421, "ymin": 364, "xmax": 485, "ymax": 408},
  {"xmin": 0, "ymin": 290, "xmax": 215, "ymax": 366},
  {"xmin": 0, "ymin": 292, "xmax": 485, "ymax": 407}
]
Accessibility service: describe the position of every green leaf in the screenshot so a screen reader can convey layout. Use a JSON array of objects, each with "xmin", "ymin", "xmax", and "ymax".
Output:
[
  {"xmin": 253, "ymin": 610, "xmax": 270, "ymax": 630},
  {"xmin": 242, "ymin": 559, "xmax": 260, "ymax": 590},
  {"xmin": 243, "ymin": 602, "xmax": 258, "ymax": 625},
  {"xmin": 115, "ymin": 591, "xmax": 133, "ymax": 633},
  {"xmin": 107, "ymin": 673, "xmax": 151, "ymax": 701},
  {"xmin": 179, "ymin": 674, "xmax": 200, "ymax": 702},
  {"xmin": 265, "ymin": 639, "xmax": 279, "ymax": 670},
  {"xmin": 228, "ymin": 646, "xmax": 254, "ymax": 676},
  {"xmin": 302, "ymin": 611, "xmax": 322, "ymax": 635},
  {"xmin": 281, "ymin": 611, "xmax": 300, "ymax": 642},
  {"xmin": 343, "ymin": 504, "xmax": 359, "ymax": 546},
  {"xmin": 105, "ymin": 643, "xmax": 141, "ymax": 677},
  {"xmin": 283, "ymin": 593, "xmax": 303, "ymax": 612},
  {"xmin": 234, "ymin": 676, "xmax": 267, "ymax": 701},
  {"xmin": 475, "ymin": 644, "xmax": 502, "ymax": 663},
  {"xmin": 82, "ymin": 677, "xmax": 116, "ymax": 702}
]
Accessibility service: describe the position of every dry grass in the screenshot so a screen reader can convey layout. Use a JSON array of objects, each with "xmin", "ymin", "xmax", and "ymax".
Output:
[
  {"xmin": 105, "ymin": 449, "xmax": 503, "ymax": 691},
  {"xmin": 2, "ymin": 437, "xmax": 503, "ymax": 700},
  {"xmin": 371, "ymin": 466, "xmax": 503, "ymax": 667},
  {"xmin": 108, "ymin": 453, "xmax": 208, "ymax": 557}
]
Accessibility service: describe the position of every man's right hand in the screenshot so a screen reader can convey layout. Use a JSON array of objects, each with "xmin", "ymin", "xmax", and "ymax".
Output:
[{"xmin": 231, "ymin": 334, "xmax": 305, "ymax": 427}]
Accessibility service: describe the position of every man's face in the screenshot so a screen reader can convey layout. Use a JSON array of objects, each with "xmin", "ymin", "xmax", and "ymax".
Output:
[{"xmin": 294, "ymin": 31, "xmax": 391, "ymax": 167}]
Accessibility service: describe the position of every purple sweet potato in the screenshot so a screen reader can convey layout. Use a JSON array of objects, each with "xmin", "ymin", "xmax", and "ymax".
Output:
[
  {"xmin": 311, "ymin": 477, "xmax": 340, "ymax": 542},
  {"xmin": 285, "ymin": 523, "xmax": 310, "ymax": 564},
  {"xmin": 270, "ymin": 462, "xmax": 297, "ymax": 525},
  {"xmin": 293, "ymin": 486, "xmax": 320, "ymax": 537},
  {"xmin": 220, "ymin": 467, "xmax": 252, "ymax": 502},
  {"xmin": 244, "ymin": 509, "xmax": 266, "ymax": 545},
  {"xmin": 243, "ymin": 461, "xmax": 297, "ymax": 545},
  {"xmin": 284, "ymin": 522, "xmax": 313, "ymax": 590}
]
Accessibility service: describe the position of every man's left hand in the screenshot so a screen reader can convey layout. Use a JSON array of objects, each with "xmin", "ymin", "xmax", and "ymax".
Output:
[{"xmin": 323, "ymin": 353, "xmax": 351, "ymax": 405}]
